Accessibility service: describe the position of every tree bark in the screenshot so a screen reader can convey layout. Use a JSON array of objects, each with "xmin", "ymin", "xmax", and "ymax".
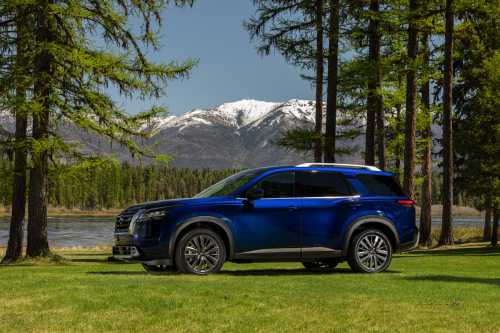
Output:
[
  {"xmin": 439, "ymin": 0, "xmax": 454, "ymax": 246},
  {"xmin": 367, "ymin": 0, "xmax": 385, "ymax": 170},
  {"xmin": 314, "ymin": 0, "xmax": 324, "ymax": 162},
  {"xmin": 394, "ymin": 75, "xmax": 403, "ymax": 181},
  {"xmin": 492, "ymin": 208, "xmax": 499, "ymax": 247},
  {"xmin": 2, "ymin": 7, "xmax": 29, "ymax": 264},
  {"xmin": 27, "ymin": 1, "xmax": 53, "ymax": 257},
  {"xmin": 324, "ymin": 0, "xmax": 339, "ymax": 163},
  {"xmin": 403, "ymin": 0, "xmax": 419, "ymax": 199},
  {"xmin": 483, "ymin": 196, "xmax": 492, "ymax": 241},
  {"xmin": 419, "ymin": 32, "xmax": 432, "ymax": 247}
]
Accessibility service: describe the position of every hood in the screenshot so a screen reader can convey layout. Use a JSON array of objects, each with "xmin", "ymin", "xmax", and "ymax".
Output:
[{"xmin": 122, "ymin": 196, "xmax": 234, "ymax": 212}]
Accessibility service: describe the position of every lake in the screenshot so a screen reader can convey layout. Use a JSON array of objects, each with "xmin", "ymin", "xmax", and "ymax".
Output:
[{"xmin": 0, "ymin": 215, "xmax": 485, "ymax": 248}]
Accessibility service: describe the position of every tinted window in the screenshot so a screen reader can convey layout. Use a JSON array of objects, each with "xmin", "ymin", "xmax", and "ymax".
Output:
[
  {"xmin": 357, "ymin": 174, "xmax": 405, "ymax": 196},
  {"xmin": 296, "ymin": 171, "xmax": 353, "ymax": 197},
  {"xmin": 250, "ymin": 172, "xmax": 294, "ymax": 198}
]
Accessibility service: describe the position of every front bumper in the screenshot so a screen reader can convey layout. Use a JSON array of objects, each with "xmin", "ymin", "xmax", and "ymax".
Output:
[
  {"xmin": 112, "ymin": 245, "xmax": 140, "ymax": 260},
  {"xmin": 111, "ymin": 245, "xmax": 172, "ymax": 265},
  {"xmin": 399, "ymin": 226, "xmax": 419, "ymax": 252}
]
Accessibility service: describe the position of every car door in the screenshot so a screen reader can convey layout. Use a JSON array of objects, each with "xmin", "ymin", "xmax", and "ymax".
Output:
[
  {"xmin": 233, "ymin": 171, "xmax": 302, "ymax": 259},
  {"xmin": 297, "ymin": 170, "xmax": 355, "ymax": 258}
]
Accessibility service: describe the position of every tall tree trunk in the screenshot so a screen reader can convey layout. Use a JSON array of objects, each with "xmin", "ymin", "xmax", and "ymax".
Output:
[
  {"xmin": 314, "ymin": 0, "xmax": 324, "ymax": 162},
  {"xmin": 483, "ymin": 195, "xmax": 492, "ymax": 241},
  {"xmin": 403, "ymin": 0, "xmax": 419, "ymax": 199},
  {"xmin": 368, "ymin": 0, "xmax": 385, "ymax": 170},
  {"xmin": 492, "ymin": 208, "xmax": 499, "ymax": 247},
  {"xmin": 364, "ymin": 0, "xmax": 376, "ymax": 167},
  {"xmin": 419, "ymin": 32, "xmax": 432, "ymax": 247},
  {"xmin": 2, "ymin": 7, "xmax": 29, "ymax": 264},
  {"xmin": 439, "ymin": 0, "xmax": 454, "ymax": 246},
  {"xmin": 324, "ymin": 0, "xmax": 339, "ymax": 163},
  {"xmin": 27, "ymin": 1, "xmax": 53, "ymax": 257},
  {"xmin": 394, "ymin": 75, "xmax": 403, "ymax": 181}
]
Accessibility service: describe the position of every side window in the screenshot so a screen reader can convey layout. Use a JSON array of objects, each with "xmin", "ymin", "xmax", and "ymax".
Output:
[
  {"xmin": 356, "ymin": 174, "xmax": 405, "ymax": 196},
  {"xmin": 250, "ymin": 172, "xmax": 294, "ymax": 198},
  {"xmin": 295, "ymin": 171, "xmax": 353, "ymax": 197}
]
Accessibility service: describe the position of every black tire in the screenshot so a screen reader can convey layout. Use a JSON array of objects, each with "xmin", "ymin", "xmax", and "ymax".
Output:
[
  {"xmin": 175, "ymin": 228, "xmax": 226, "ymax": 275},
  {"xmin": 142, "ymin": 263, "xmax": 177, "ymax": 274},
  {"xmin": 347, "ymin": 229, "xmax": 393, "ymax": 273},
  {"xmin": 302, "ymin": 259, "xmax": 340, "ymax": 270}
]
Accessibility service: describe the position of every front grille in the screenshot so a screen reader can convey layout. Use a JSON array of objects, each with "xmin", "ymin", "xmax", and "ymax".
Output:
[{"xmin": 115, "ymin": 205, "xmax": 143, "ymax": 233}]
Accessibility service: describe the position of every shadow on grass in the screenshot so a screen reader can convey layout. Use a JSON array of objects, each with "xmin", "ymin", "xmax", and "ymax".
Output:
[
  {"xmin": 221, "ymin": 268, "xmax": 402, "ymax": 276},
  {"xmin": 70, "ymin": 256, "xmax": 135, "ymax": 264},
  {"xmin": 410, "ymin": 246, "xmax": 500, "ymax": 257},
  {"xmin": 87, "ymin": 268, "xmax": 402, "ymax": 276},
  {"xmin": 88, "ymin": 271, "xmax": 149, "ymax": 276},
  {"xmin": 67, "ymin": 253, "xmax": 110, "ymax": 257},
  {"xmin": 404, "ymin": 275, "xmax": 500, "ymax": 287}
]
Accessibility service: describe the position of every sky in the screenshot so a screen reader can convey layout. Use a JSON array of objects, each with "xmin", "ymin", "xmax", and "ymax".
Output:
[{"xmin": 113, "ymin": 0, "xmax": 313, "ymax": 116}]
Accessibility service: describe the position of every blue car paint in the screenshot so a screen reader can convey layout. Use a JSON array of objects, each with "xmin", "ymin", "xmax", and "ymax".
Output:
[{"xmin": 124, "ymin": 165, "xmax": 417, "ymax": 261}]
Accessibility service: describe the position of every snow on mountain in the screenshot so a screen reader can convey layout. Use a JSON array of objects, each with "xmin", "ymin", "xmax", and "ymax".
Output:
[{"xmin": 145, "ymin": 98, "xmax": 365, "ymax": 169}]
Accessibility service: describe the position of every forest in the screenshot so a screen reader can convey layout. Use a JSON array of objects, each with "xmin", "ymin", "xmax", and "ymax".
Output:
[
  {"xmin": 0, "ymin": 160, "xmax": 236, "ymax": 210},
  {"xmin": 0, "ymin": 0, "xmax": 498, "ymax": 264}
]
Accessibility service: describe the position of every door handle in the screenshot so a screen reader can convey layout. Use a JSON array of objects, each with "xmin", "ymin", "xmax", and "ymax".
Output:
[{"xmin": 288, "ymin": 206, "xmax": 298, "ymax": 211}]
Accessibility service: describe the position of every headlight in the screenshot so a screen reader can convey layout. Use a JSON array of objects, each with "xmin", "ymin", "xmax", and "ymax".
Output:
[
  {"xmin": 128, "ymin": 208, "xmax": 167, "ymax": 235},
  {"xmin": 128, "ymin": 209, "xmax": 145, "ymax": 235},
  {"xmin": 143, "ymin": 210, "xmax": 167, "ymax": 219}
]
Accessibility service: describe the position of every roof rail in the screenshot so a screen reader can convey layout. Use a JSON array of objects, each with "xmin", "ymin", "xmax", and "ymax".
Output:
[{"xmin": 295, "ymin": 163, "xmax": 381, "ymax": 172}]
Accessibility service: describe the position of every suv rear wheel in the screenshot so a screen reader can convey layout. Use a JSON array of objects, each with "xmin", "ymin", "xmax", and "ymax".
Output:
[
  {"xmin": 347, "ymin": 229, "xmax": 392, "ymax": 273},
  {"xmin": 175, "ymin": 228, "xmax": 226, "ymax": 275}
]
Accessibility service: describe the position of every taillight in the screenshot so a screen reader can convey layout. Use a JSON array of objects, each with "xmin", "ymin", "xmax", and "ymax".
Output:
[{"xmin": 397, "ymin": 199, "xmax": 415, "ymax": 208}]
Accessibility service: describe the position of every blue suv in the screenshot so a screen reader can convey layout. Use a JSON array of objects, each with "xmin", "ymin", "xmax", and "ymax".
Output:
[{"xmin": 112, "ymin": 163, "xmax": 418, "ymax": 274}]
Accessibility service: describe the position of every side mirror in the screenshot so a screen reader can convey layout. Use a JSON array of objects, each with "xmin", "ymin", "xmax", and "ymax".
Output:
[{"xmin": 246, "ymin": 188, "xmax": 265, "ymax": 201}]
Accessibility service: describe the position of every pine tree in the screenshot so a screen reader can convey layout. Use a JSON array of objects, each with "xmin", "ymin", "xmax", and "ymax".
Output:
[
  {"xmin": 2, "ymin": 0, "xmax": 196, "ymax": 258},
  {"xmin": 419, "ymin": 31, "xmax": 432, "ymax": 246},
  {"xmin": 366, "ymin": 0, "xmax": 384, "ymax": 169},
  {"xmin": 246, "ymin": 0, "xmax": 325, "ymax": 159},
  {"xmin": 314, "ymin": 0, "xmax": 325, "ymax": 162},
  {"xmin": 324, "ymin": 0, "xmax": 339, "ymax": 163},
  {"xmin": 0, "ymin": 5, "xmax": 30, "ymax": 263},
  {"xmin": 439, "ymin": 0, "xmax": 454, "ymax": 245},
  {"xmin": 403, "ymin": 0, "xmax": 419, "ymax": 199}
]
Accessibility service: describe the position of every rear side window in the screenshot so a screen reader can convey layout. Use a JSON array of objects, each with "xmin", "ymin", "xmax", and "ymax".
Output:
[
  {"xmin": 296, "ymin": 171, "xmax": 353, "ymax": 197},
  {"xmin": 251, "ymin": 172, "xmax": 294, "ymax": 198},
  {"xmin": 357, "ymin": 174, "xmax": 405, "ymax": 196}
]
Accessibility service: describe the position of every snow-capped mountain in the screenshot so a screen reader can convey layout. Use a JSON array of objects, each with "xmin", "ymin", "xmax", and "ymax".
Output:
[
  {"xmin": 0, "ymin": 99, "xmax": 365, "ymax": 169},
  {"xmin": 144, "ymin": 99, "xmax": 363, "ymax": 168}
]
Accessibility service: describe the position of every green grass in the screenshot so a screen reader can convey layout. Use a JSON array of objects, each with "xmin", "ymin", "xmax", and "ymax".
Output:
[{"xmin": 1, "ymin": 244, "xmax": 499, "ymax": 333}]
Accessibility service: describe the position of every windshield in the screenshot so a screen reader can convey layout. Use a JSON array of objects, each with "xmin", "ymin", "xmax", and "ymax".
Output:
[{"xmin": 195, "ymin": 168, "xmax": 266, "ymax": 198}]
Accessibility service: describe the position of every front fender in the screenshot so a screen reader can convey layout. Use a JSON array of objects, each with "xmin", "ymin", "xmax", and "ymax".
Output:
[{"xmin": 168, "ymin": 216, "xmax": 235, "ymax": 259}]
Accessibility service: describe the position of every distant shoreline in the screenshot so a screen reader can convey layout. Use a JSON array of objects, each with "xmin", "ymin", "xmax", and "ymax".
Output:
[
  {"xmin": 0, "ymin": 204, "xmax": 484, "ymax": 218},
  {"xmin": 0, "ymin": 206, "xmax": 121, "ymax": 218}
]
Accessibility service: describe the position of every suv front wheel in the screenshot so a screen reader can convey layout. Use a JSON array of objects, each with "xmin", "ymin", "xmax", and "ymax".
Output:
[
  {"xmin": 347, "ymin": 229, "xmax": 392, "ymax": 273},
  {"xmin": 175, "ymin": 228, "xmax": 226, "ymax": 275}
]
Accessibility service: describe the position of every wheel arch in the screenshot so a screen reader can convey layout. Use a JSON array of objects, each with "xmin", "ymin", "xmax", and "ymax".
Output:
[
  {"xmin": 343, "ymin": 216, "xmax": 400, "ymax": 255},
  {"xmin": 169, "ymin": 216, "xmax": 235, "ymax": 260}
]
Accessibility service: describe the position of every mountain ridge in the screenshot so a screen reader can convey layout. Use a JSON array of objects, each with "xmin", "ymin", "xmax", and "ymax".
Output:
[{"xmin": 0, "ymin": 99, "xmax": 366, "ymax": 169}]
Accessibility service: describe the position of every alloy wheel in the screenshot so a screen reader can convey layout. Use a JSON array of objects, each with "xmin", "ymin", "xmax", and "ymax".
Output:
[
  {"xmin": 183, "ymin": 234, "xmax": 221, "ymax": 274},
  {"xmin": 355, "ymin": 233, "xmax": 390, "ymax": 272}
]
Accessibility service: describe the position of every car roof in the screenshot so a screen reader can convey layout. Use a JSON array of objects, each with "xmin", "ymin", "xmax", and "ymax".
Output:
[{"xmin": 250, "ymin": 163, "xmax": 394, "ymax": 177}]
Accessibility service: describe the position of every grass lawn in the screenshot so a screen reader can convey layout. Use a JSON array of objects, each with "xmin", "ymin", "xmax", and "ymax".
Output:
[{"xmin": 0, "ymin": 244, "xmax": 499, "ymax": 333}]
